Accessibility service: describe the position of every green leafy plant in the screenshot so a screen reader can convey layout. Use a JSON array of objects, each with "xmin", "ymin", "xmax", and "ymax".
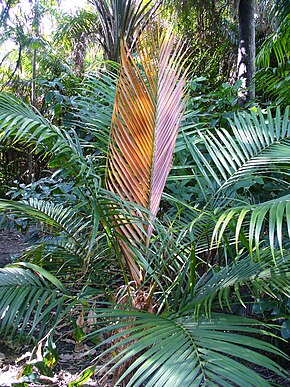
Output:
[
  {"xmin": 0, "ymin": 26, "xmax": 290, "ymax": 386},
  {"xmin": 87, "ymin": 308, "xmax": 288, "ymax": 386},
  {"xmin": 256, "ymin": 0, "xmax": 290, "ymax": 106}
]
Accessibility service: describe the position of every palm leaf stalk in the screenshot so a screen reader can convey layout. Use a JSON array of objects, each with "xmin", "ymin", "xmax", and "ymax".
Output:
[{"xmin": 106, "ymin": 27, "xmax": 187, "ymax": 285}]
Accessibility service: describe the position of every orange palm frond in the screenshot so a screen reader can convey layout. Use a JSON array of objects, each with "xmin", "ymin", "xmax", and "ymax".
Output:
[{"xmin": 106, "ymin": 27, "xmax": 187, "ymax": 284}]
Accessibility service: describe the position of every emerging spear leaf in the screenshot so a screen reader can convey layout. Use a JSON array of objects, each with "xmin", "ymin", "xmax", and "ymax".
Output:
[{"xmin": 106, "ymin": 28, "xmax": 187, "ymax": 283}]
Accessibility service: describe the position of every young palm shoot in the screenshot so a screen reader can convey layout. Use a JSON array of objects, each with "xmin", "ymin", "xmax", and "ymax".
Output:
[{"xmin": 106, "ymin": 27, "xmax": 187, "ymax": 286}]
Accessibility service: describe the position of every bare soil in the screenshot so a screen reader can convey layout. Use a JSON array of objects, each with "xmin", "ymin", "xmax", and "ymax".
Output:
[{"xmin": 0, "ymin": 338, "xmax": 104, "ymax": 387}]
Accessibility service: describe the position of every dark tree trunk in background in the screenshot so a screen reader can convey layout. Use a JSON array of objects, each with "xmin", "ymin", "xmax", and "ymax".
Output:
[
  {"xmin": 237, "ymin": 0, "xmax": 256, "ymax": 106},
  {"xmin": 29, "ymin": 0, "xmax": 41, "ymax": 183}
]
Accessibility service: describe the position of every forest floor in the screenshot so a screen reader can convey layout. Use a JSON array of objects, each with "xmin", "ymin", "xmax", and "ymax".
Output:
[
  {"xmin": 0, "ymin": 230, "xmax": 289, "ymax": 386},
  {"xmin": 0, "ymin": 229, "xmax": 25, "ymax": 268}
]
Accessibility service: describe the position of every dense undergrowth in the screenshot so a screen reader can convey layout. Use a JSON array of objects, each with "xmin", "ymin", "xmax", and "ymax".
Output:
[{"xmin": 0, "ymin": 1, "xmax": 289, "ymax": 386}]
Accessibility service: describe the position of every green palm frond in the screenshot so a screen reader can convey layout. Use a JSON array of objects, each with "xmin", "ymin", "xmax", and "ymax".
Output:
[
  {"xmin": 202, "ymin": 106, "xmax": 290, "ymax": 195},
  {"xmin": 70, "ymin": 72, "xmax": 117, "ymax": 153},
  {"xmin": 0, "ymin": 198, "xmax": 90, "ymax": 240},
  {"xmin": 176, "ymin": 106, "xmax": 290, "ymax": 206},
  {"xmin": 256, "ymin": 13, "xmax": 289, "ymax": 68},
  {"xmin": 18, "ymin": 237, "xmax": 83, "ymax": 268},
  {"xmin": 0, "ymin": 193, "xmax": 158, "ymax": 284},
  {"xmin": 213, "ymin": 194, "xmax": 290, "ymax": 259},
  {"xmin": 0, "ymin": 93, "xmax": 98, "ymax": 182},
  {"xmin": 55, "ymin": 9, "xmax": 99, "ymax": 49},
  {"xmin": 256, "ymin": 66, "xmax": 290, "ymax": 106},
  {"xmin": 0, "ymin": 198, "xmax": 95, "ymax": 265},
  {"xmin": 0, "ymin": 263, "xmax": 71, "ymax": 339},
  {"xmin": 0, "ymin": 194, "xmax": 130, "ymax": 291},
  {"xmin": 193, "ymin": 251, "xmax": 290, "ymax": 314},
  {"xmin": 87, "ymin": 308, "xmax": 288, "ymax": 386},
  {"xmin": 18, "ymin": 235, "xmax": 117, "ymax": 294}
]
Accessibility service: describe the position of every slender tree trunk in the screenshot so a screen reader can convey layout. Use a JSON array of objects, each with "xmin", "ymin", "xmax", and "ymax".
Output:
[
  {"xmin": 31, "ymin": 48, "xmax": 37, "ymax": 106},
  {"xmin": 29, "ymin": 0, "xmax": 40, "ymax": 183},
  {"xmin": 237, "ymin": 0, "xmax": 256, "ymax": 106}
]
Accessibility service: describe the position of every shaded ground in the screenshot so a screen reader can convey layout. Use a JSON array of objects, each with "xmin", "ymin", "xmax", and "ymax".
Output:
[
  {"xmin": 0, "ymin": 336, "xmax": 108, "ymax": 387},
  {"xmin": 0, "ymin": 229, "xmax": 25, "ymax": 267}
]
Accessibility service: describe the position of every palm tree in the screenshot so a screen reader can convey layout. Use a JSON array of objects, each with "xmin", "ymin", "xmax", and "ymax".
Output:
[
  {"xmin": 54, "ymin": 9, "xmax": 100, "ymax": 76},
  {"xmin": 0, "ymin": 26, "xmax": 290, "ymax": 385},
  {"xmin": 90, "ymin": 0, "xmax": 159, "ymax": 62}
]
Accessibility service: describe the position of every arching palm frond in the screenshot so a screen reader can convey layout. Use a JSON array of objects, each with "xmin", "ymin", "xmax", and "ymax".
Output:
[
  {"xmin": 0, "ymin": 198, "xmax": 89, "ymax": 240},
  {"xmin": 55, "ymin": 9, "xmax": 99, "ymax": 50},
  {"xmin": 165, "ymin": 107, "xmax": 290, "ymax": 268},
  {"xmin": 256, "ymin": 2, "xmax": 289, "ymax": 106},
  {"xmin": 256, "ymin": 11, "xmax": 289, "ymax": 69},
  {"xmin": 17, "ymin": 233, "xmax": 117, "ymax": 293},
  {"xmin": 0, "ymin": 191, "xmax": 158, "ymax": 286},
  {"xmin": 162, "ymin": 192, "xmax": 220, "ymax": 248},
  {"xmin": 256, "ymin": 66, "xmax": 290, "ymax": 106},
  {"xmin": 201, "ymin": 107, "xmax": 290, "ymax": 197},
  {"xmin": 86, "ymin": 308, "xmax": 288, "ymax": 387},
  {"xmin": 192, "ymin": 251, "xmax": 290, "ymax": 315},
  {"xmin": 0, "ymin": 93, "xmax": 99, "ymax": 183},
  {"xmin": 70, "ymin": 71, "xmax": 118, "ymax": 153},
  {"xmin": 0, "ymin": 198, "xmax": 94, "ymax": 265},
  {"xmin": 213, "ymin": 194, "xmax": 290, "ymax": 259},
  {"xmin": 176, "ymin": 106, "xmax": 290, "ymax": 206},
  {"xmin": 0, "ymin": 263, "xmax": 72, "ymax": 340}
]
